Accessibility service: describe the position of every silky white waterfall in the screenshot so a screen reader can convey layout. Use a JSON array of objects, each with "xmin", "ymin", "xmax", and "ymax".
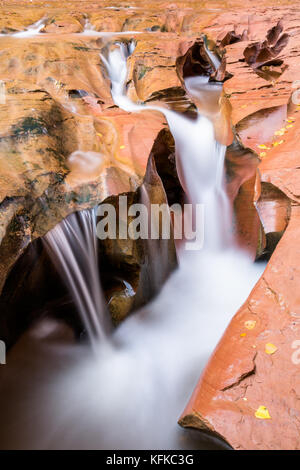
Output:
[
  {"xmin": 43, "ymin": 209, "xmax": 110, "ymax": 349},
  {"xmin": 102, "ymin": 43, "xmax": 231, "ymax": 250},
  {"xmin": 0, "ymin": 40, "xmax": 266, "ymax": 450}
]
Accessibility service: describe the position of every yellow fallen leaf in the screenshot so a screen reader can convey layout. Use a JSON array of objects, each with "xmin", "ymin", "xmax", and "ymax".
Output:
[
  {"xmin": 241, "ymin": 104, "xmax": 247, "ymax": 109},
  {"xmin": 243, "ymin": 397, "xmax": 248, "ymax": 401},
  {"xmin": 96, "ymin": 132, "xmax": 103, "ymax": 138},
  {"xmin": 265, "ymin": 342, "xmax": 277, "ymax": 355},
  {"xmin": 286, "ymin": 124, "xmax": 294, "ymax": 128},
  {"xmin": 240, "ymin": 333, "xmax": 246, "ymax": 337},
  {"xmin": 273, "ymin": 140, "xmax": 284, "ymax": 147},
  {"xmin": 274, "ymin": 130, "xmax": 285, "ymax": 136},
  {"xmin": 259, "ymin": 152, "xmax": 266, "ymax": 157},
  {"xmin": 257, "ymin": 144, "xmax": 268, "ymax": 149},
  {"xmin": 119, "ymin": 145, "xmax": 125, "ymax": 149},
  {"xmin": 255, "ymin": 406, "xmax": 271, "ymax": 420},
  {"xmin": 245, "ymin": 320, "xmax": 256, "ymax": 330}
]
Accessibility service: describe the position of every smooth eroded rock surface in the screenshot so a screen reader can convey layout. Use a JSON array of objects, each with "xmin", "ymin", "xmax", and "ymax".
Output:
[
  {"xmin": 179, "ymin": 0, "xmax": 300, "ymax": 449},
  {"xmin": 1, "ymin": 0, "xmax": 300, "ymax": 450}
]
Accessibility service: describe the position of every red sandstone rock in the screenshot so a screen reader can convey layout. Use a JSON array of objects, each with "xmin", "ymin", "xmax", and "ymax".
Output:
[
  {"xmin": 179, "ymin": 206, "xmax": 300, "ymax": 450},
  {"xmin": 0, "ymin": 30, "xmax": 170, "ymax": 293},
  {"xmin": 180, "ymin": 2, "xmax": 300, "ymax": 449},
  {"xmin": 1, "ymin": 0, "xmax": 300, "ymax": 450},
  {"xmin": 0, "ymin": 1, "xmax": 230, "ymax": 294}
]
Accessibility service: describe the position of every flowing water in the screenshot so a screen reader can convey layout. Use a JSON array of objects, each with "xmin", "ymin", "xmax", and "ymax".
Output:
[
  {"xmin": 102, "ymin": 43, "xmax": 231, "ymax": 249},
  {"xmin": 11, "ymin": 18, "xmax": 46, "ymax": 37},
  {"xmin": 0, "ymin": 17, "xmax": 141, "ymax": 38},
  {"xmin": 1, "ymin": 39, "xmax": 266, "ymax": 449},
  {"xmin": 43, "ymin": 209, "xmax": 110, "ymax": 348}
]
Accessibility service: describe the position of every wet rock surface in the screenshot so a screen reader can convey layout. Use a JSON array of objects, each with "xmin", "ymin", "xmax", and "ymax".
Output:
[
  {"xmin": 0, "ymin": 0, "xmax": 300, "ymax": 450},
  {"xmin": 0, "ymin": 0, "xmax": 230, "ymax": 338},
  {"xmin": 179, "ymin": 207, "xmax": 300, "ymax": 450},
  {"xmin": 178, "ymin": 0, "xmax": 300, "ymax": 450},
  {"xmin": 0, "ymin": 1, "xmax": 215, "ymax": 297}
]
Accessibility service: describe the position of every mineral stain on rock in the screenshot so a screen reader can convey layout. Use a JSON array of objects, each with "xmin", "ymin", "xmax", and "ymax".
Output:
[{"xmin": 11, "ymin": 117, "xmax": 49, "ymax": 140}]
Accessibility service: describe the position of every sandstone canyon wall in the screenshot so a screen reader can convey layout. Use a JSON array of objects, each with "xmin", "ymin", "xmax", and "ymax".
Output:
[{"xmin": 0, "ymin": 0, "xmax": 300, "ymax": 450}]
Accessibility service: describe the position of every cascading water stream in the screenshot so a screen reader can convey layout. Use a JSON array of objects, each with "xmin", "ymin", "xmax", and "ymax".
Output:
[
  {"xmin": 43, "ymin": 209, "xmax": 110, "ymax": 349},
  {"xmin": 11, "ymin": 18, "xmax": 46, "ymax": 37},
  {"xmin": 101, "ymin": 43, "xmax": 231, "ymax": 250},
  {"xmin": 0, "ymin": 39, "xmax": 266, "ymax": 450},
  {"xmin": 0, "ymin": 17, "xmax": 141, "ymax": 39}
]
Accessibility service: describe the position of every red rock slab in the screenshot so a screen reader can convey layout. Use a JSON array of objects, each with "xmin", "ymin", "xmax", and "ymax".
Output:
[
  {"xmin": 203, "ymin": 3, "xmax": 300, "ymax": 124},
  {"xmin": 235, "ymin": 104, "xmax": 300, "ymax": 250},
  {"xmin": 236, "ymin": 104, "xmax": 288, "ymax": 154},
  {"xmin": 179, "ymin": 89, "xmax": 300, "ymax": 450},
  {"xmin": 127, "ymin": 34, "xmax": 196, "ymax": 103},
  {"xmin": 225, "ymin": 141, "xmax": 263, "ymax": 258},
  {"xmin": 0, "ymin": 0, "xmax": 219, "ymax": 35},
  {"xmin": 255, "ymin": 180, "xmax": 290, "ymax": 239},
  {"xmin": 179, "ymin": 205, "xmax": 300, "ymax": 450},
  {"xmin": 0, "ymin": 27, "xmax": 169, "ymax": 293},
  {"xmin": 234, "ymin": 100, "xmax": 300, "ymax": 251},
  {"xmin": 257, "ymin": 110, "xmax": 300, "ymax": 205}
]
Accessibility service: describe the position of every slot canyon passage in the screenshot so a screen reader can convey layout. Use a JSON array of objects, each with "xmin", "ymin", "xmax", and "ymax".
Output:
[{"xmin": 0, "ymin": 0, "xmax": 300, "ymax": 452}]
